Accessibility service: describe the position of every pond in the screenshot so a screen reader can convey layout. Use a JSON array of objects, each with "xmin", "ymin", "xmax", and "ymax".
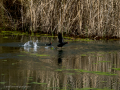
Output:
[{"xmin": 0, "ymin": 35, "xmax": 120, "ymax": 90}]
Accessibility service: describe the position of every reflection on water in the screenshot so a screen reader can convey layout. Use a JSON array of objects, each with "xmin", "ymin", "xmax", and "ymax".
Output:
[
  {"xmin": 58, "ymin": 50, "xmax": 63, "ymax": 66},
  {"xmin": 0, "ymin": 35, "xmax": 120, "ymax": 90}
]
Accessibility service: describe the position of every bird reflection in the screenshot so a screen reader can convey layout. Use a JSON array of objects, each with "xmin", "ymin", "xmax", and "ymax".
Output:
[{"xmin": 58, "ymin": 50, "xmax": 63, "ymax": 65}]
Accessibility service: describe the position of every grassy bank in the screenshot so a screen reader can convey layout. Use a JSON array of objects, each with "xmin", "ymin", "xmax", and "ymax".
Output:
[{"xmin": 0, "ymin": 0, "xmax": 120, "ymax": 38}]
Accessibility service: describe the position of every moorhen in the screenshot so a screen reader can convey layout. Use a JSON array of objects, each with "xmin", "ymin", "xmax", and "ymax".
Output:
[
  {"xmin": 45, "ymin": 42, "xmax": 52, "ymax": 46},
  {"xmin": 57, "ymin": 33, "xmax": 68, "ymax": 48}
]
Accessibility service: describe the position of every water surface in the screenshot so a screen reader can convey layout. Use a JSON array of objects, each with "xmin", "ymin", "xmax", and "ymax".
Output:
[{"xmin": 0, "ymin": 35, "xmax": 120, "ymax": 90}]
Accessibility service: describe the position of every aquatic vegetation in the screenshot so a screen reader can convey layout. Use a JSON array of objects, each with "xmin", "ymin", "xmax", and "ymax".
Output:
[
  {"xmin": 31, "ymin": 33, "xmax": 35, "ymax": 36},
  {"xmin": 29, "ymin": 78, "xmax": 33, "ymax": 80},
  {"xmin": 55, "ymin": 69, "xmax": 63, "ymax": 71},
  {"xmin": 12, "ymin": 83, "xmax": 16, "ymax": 85},
  {"xmin": 0, "ymin": 31, "xmax": 29, "ymax": 36},
  {"xmin": 91, "ymin": 71, "xmax": 117, "ymax": 76},
  {"xmin": 75, "ymin": 48, "xmax": 78, "ymax": 49},
  {"xmin": 66, "ymin": 73, "xmax": 75, "ymax": 75},
  {"xmin": 2, "ymin": 60, "xmax": 7, "ymax": 61},
  {"xmin": 75, "ymin": 88, "xmax": 113, "ymax": 90},
  {"xmin": 30, "ymin": 82, "xmax": 47, "ymax": 84},
  {"xmin": 30, "ymin": 53, "xmax": 37, "ymax": 56},
  {"xmin": 93, "ymin": 63, "xmax": 99, "ymax": 64},
  {"xmin": 98, "ymin": 56, "xmax": 103, "ymax": 57},
  {"xmin": 17, "ymin": 55, "xmax": 26, "ymax": 56},
  {"xmin": 78, "ymin": 69, "xmax": 91, "ymax": 73},
  {"xmin": 64, "ymin": 36, "xmax": 71, "ymax": 39},
  {"xmin": 75, "ymin": 88, "xmax": 96, "ymax": 90},
  {"xmin": 66, "ymin": 39, "xmax": 73, "ymax": 42},
  {"xmin": 98, "ymin": 61, "xmax": 111, "ymax": 63},
  {"xmin": 66, "ymin": 69, "xmax": 74, "ymax": 71},
  {"xmin": 12, "ymin": 63, "xmax": 15, "ymax": 65},
  {"xmin": 1, "ymin": 74, "xmax": 5, "ymax": 76},
  {"xmin": 87, "ymin": 52, "xmax": 95, "ymax": 54},
  {"xmin": 80, "ymin": 38, "xmax": 93, "ymax": 42},
  {"xmin": 0, "ymin": 82, "xmax": 6, "ymax": 84},
  {"xmin": 98, "ymin": 52, "xmax": 105, "ymax": 54},
  {"xmin": 112, "ymin": 68, "xmax": 120, "ymax": 71},
  {"xmin": 55, "ymin": 69, "xmax": 117, "ymax": 76},
  {"xmin": 30, "ymin": 53, "xmax": 50, "ymax": 57},
  {"xmin": 27, "ymin": 77, "xmax": 33, "ymax": 81},
  {"xmin": 12, "ymin": 63, "xmax": 17, "ymax": 65},
  {"xmin": 36, "ymin": 35, "xmax": 41, "ymax": 37},
  {"xmin": 36, "ymin": 54, "xmax": 50, "ymax": 57},
  {"xmin": 91, "ymin": 55, "xmax": 96, "ymax": 57},
  {"xmin": 1, "ymin": 31, "xmax": 12, "ymax": 34},
  {"xmin": 41, "ymin": 34, "xmax": 48, "ymax": 36},
  {"xmin": 22, "ymin": 51, "xmax": 29, "ymax": 53},
  {"xmin": 100, "ymin": 81, "xmax": 107, "ymax": 83},
  {"xmin": 46, "ymin": 87, "xmax": 60, "ymax": 89},
  {"xmin": 51, "ymin": 47, "xmax": 55, "ymax": 50},
  {"xmin": 81, "ymin": 54, "xmax": 87, "ymax": 56},
  {"xmin": 68, "ymin": 38, "xmax": 93, "ymax": 42},
  {"xmin": 74, "ymin": 39, "xmax": 80, "ymax": 41},
  {"xmin": 42, "ymin": 35, "xmax": 56, "ymax": 38},
  {"xmin": 28, "ymin": 77, "xmax": 33, "ymax": 78},
  {"xmin": 3, "ymin": 37, "xmax": 8, "ymax": 38}
]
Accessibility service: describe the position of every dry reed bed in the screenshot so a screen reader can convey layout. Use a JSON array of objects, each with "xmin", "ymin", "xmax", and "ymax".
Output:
[{"xmin": 0, "ymin": 0, "xmax": 120, "ymax": 38}]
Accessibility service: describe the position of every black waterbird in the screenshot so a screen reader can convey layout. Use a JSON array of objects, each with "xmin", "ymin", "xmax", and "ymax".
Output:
[
  {"xmin": 45, "ymin": 42, "xmax": 52, "ymax": 46},
  {"xmin": 57, "ymin": 33, "xmax": 68, "ymax": 48}
]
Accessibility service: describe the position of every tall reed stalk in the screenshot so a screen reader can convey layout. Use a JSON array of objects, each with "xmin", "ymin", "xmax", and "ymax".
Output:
[{"xmin": 0, "ymin": 0, "xmax": 120, "ymax": 38}]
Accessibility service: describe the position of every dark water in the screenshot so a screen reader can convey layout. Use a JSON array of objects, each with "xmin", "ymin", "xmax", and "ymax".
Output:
[{"xmin": 0, "ymin": 35, "xmax": 120, "ymax": 90}]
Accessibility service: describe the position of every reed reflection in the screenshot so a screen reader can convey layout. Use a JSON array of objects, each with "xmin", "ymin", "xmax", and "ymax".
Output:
[{"xmin": 58, "ymin": 50, "xmax": 63, "ymax": 65}]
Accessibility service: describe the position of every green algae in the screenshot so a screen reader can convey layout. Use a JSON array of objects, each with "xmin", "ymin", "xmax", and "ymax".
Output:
[
  {"xmin": 112, "ymin": 68, "xmax": 120, "ymax": 71},
  {"xmin": 30, "ymin": 53, "xmax": 50, "ymax": 57},
  {"xmin": 0, "ymin": 82, "xmax": 6, "ymax": 84},
  {"xmin": 98, "ymin": 61, "xmax": 111, "ymax": 63},
  {"xmin": 17, "ymin": 55, "xmax": 26, "ymax": 56},
  {"xmin": 55, "ymin": 68, "xmax": 117, "ymax": 76},
  {"xmin": 29, "ymin": 82, "xmax": 47, "ymax": 84}
]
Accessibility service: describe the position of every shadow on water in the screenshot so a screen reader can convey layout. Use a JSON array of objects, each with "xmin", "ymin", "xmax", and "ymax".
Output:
[{"xmin": 1, "ymin": 35, "xmax": 120, "ymax": 90}]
